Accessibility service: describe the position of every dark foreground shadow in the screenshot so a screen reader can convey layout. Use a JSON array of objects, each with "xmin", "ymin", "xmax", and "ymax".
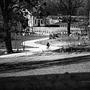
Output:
[{"xmin": 0, "ymin": 72, "xmax": 90, "ymax": 90}]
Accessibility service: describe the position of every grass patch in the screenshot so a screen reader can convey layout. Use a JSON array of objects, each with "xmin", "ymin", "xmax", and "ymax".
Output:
[
  {"xmin": 36, "ymin": 37, "xmax": 90, "ymax": 53},
  {"xmin": 0, "ymin": 50, "xmax": 5, "ymax": 55}
]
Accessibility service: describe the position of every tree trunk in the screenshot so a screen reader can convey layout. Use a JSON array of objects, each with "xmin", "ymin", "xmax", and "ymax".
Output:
[
  {"xmin": 67, "ymin": 22, "xmax": 71, "ymax": 36},
  {"xmin": 4, "ymin": 28, "xmax": 13, "ymax": 53},
  {"xmin": 0, "ymin": 0, "xmax": 13, "ymax": 53},
  {"xmin": 3, "ymin": 12, "xmax": 13, "ymax": 53},
  {"xmin": 67, "ymin": 15, "xmax": 71, "ymax": 36}
]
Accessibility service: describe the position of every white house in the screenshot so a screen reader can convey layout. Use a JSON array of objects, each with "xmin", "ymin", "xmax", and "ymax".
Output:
[
  {"xmin": 33, "ymin": 24, "xmax": 85, "ymax": 36},
  {"xmin": 22, "ymin": 12, "xmax": 87, "ymax": 36},
  {"xmin": 33, "ymin": 17, "xmax": 45, "ymax": 27}
]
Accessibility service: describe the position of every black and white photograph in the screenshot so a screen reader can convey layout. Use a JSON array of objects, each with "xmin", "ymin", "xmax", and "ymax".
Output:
[{"xmin": 0, "ymin": 0, "xmax": 90, "ymax": 89}]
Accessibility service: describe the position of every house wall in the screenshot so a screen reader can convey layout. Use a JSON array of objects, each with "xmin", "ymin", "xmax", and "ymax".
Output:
[
  {"xmin": 32, "ymin": 26, "xmax": 85, "ymax": 35},
  {"xmin": 33, "ymin": 17, "xmax": 45, "ymax": 27}
]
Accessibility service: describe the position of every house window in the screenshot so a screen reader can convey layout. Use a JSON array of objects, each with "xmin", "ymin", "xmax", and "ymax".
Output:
[
  {"xmin": 35, "ymin": 19, "xmax": 37, "ymax": 24},
  {"xmin": 41, "ymin": 20, "xmax": 43, "ymax": 24},
  {"xmin": 61, "ymin": 32, "xmax": 63, "ymax": 34},
  {"xmin": 63, "ymin": 32, "xmax": 65, "ymax": 34}
]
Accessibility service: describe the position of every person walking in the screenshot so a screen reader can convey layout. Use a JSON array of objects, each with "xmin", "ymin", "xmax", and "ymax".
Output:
[{"xmin": 47, "ymin": 42, "xmax": 50, "ymax": 49}]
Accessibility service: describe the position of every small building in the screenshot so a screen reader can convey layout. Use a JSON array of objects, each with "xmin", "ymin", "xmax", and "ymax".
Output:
[{"xmin": 33, "ymin": 17, "xmax": 45, "ymax": 27}]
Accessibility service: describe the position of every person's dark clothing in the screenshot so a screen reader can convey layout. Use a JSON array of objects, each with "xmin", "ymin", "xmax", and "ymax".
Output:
[{"xmin": 47, "ymin": 42, "xmax": 50, "ymax": 49}]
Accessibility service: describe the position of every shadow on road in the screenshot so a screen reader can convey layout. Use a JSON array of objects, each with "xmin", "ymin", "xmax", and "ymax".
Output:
[{"xmin": 0, "ymin": 72, "xmax": 90, "ymax": 90}]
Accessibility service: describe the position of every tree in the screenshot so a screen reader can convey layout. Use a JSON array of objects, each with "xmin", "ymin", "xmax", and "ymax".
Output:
[
  {"xmin": 0, "ymin": 0, "xmax": 42, "ymax": 53},
  {"xmin": 57, "ymin": 0, "xmax": 85, "ymax": 36},
  {"xmin": 0, "ymin": 0, "xmax": 13, "ymax": 53},
  {"xmin": 0, "ymin": 0, "xmax": 26, "ymax": 53}
]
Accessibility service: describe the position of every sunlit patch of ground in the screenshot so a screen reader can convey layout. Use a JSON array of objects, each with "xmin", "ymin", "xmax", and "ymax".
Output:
[{"xmin": 0, "ymin": 35, "xmax": 47, "ymax": 55}]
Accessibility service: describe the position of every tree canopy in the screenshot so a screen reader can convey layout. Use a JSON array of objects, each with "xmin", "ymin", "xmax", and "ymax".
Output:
[{"xmin": 0, "ymin": 0, "xmax": 45, "ymax": 53}]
